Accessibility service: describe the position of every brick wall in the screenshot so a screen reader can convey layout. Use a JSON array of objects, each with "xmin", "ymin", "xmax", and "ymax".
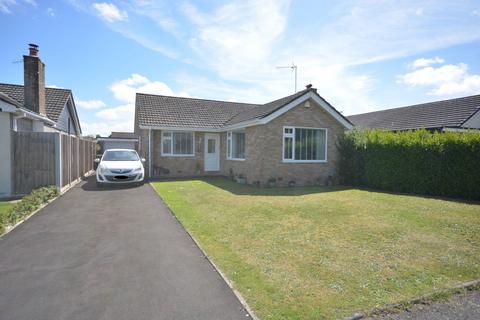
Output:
[{"xmin": 221, "ymin": 99, "xmax": 345, "ymax": 186}]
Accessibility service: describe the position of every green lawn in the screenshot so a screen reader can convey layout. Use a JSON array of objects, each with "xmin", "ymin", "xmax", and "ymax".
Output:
[{"xmin": 152, "ymin": 178, "xmax": 480, "ymax": 320}]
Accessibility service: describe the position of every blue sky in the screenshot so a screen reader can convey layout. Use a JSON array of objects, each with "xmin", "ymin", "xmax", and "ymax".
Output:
[{"xmin": 1, "ymin": 0, "xmax": 480, "ymax": 136}]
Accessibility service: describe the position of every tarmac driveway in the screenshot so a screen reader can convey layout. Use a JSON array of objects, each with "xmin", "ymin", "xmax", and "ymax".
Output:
[{"xmin": 0, "ymin": 177, "xmax": 250, "ymax": 320}]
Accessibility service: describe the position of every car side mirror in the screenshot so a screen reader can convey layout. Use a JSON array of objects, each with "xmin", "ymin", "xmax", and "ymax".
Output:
[
  {"xmin": 141, "ymin": 158, "xmax": 146, "ymax": 162},
  {"xmin": 94, "ymin": 158, "xmax": 101, "ymax": 163}
]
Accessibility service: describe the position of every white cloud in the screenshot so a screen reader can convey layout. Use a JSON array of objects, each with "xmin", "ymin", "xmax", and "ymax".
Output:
[
  {"xmin": 46, "ymin": 7, "xmax": 55, "ymax": 17},
  {"xmin": 92, "ymin": 2, "xmax": 128, "ymax": 23},
  {"xmin": 81, "ymin": 74, "xmax": 189, "ymax": 136},
  {"xmin": 411, "ymin": 57, "xmax": 445, "ymax": 68},
  {"xmin": 76, "ymin": 99, "xmax": 106, "ymax": 110},
  {"xmin": 109, "ymin": 73, "xmax": 176, "ymax": 104},
  {"xmin": 472, "ymin": 10, "xmax": 480, "ymax": 16},
  {"xmin": 398, "ymin": 61, "xmax": 480, "ymax": 96},
  {"xmin": 73, "ymin": 1, "xmax": 480, "ymax": 115},
  {"xmin": 95, "ymin": 104, "xmax": 133, "ymax": 121},
  {"xmin": 0, "ymin": 0, "xmax": 35, "ymax": 13},
  {"xmin": 0, "ymin": 0, "xmax": 16, "ymax": 13},
  {"xmin": 81, "ymin": 121, "xmax": 133, "ymax": 137},
  {"xmin": 184, "ymin": 0, "xmax": 290, "ymax": 78}
]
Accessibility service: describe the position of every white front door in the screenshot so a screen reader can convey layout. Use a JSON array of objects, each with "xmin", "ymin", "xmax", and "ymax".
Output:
[{"xmin": 204, "ymin": 133, "xmax": 220, "ymax": 171}]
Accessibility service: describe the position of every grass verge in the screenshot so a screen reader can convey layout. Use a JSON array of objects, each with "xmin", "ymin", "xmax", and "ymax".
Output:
[
  {"xmin": 152, "ymin": 178, "xmax": 480, "ymax": 320},
  {"xmin": 0, "ymin": 186, "xmax": 59, "ymax": 235}
]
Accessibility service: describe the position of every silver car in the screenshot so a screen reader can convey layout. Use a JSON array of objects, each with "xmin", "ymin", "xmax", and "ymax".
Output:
[{"xmin": 95, "ymin": 149, "xmax": 145, "ymax": 187}]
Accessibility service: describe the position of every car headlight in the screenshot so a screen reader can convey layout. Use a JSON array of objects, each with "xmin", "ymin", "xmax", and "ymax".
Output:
[
  {"xmin": 133, "ymin": 166, "xmax": 143, "ymax": 173},
  {"xmin": 97, "ymin": 164, "xmax": 106, "ymax": 174}
]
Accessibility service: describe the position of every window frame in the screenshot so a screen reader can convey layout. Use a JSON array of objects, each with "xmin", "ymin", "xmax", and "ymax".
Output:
[
  {"xmin": 226, "ymin": 131, "xmax": 246, "ymax": 161},
  {"xmin": 161, "ymin": 131, "xmax": 195, "ymax": 157},
  {"xmin": 282, "ymin": 126, "xmax": 328, "ymax": 163}
]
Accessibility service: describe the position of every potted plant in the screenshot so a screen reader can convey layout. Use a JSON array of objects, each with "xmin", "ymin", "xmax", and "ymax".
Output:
[
  {"xmin": 267, "ymin": 177, "xmax": 277, "ymax": 188},
  {"xmin": 236, "ymin": 174, "xmax": 246, "ymax": 184}
]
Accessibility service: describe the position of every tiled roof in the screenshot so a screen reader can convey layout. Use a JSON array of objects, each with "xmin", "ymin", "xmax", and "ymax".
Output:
[
  {"xmin": 136, "ymin": 94, "xmax": 258, "ymax": 129},
  {"xmin": 348, "ymin": 95, "xmax": 480, "ymax": 130},
  {"xmin": 224, "ymin": 89, "xmax": 310, "ymax": 125},
  {"xmin": 0, "ymin": 83, "xmax": 71, "ymax": 122},
  {"xmin": 135, "ymin": 88, "xmax": 337, "ymax": 129},
  {"xmin": 0, "ymin": 92, "xmax": 22, "ymax": 107}
]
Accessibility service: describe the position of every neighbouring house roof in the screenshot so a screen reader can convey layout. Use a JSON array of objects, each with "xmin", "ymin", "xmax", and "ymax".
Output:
[
  {"xmin": 348, "ymin": 94, "xmax": 480, "ymax": 131},
  {"xmin": 136, "ymin": 87, "xmax": 353, "ymax": 130},
  {"xmin": 0, "ymin": 83, "xmax": 71, "ymax": 122},
  {"xmin": 98, "ymin": 132, "xmax": 139, "ymax": 142},
  {"xmin": 109, "ymin": 132, "xmax": 139, "ymax": 139}
]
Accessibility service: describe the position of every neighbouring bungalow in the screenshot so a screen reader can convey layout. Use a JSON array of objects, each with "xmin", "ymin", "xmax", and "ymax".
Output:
[
  {"xmin": 0, "ymin": 44, "xmax": 83, "ymax": 197},
  {"xmin": 347, "ymin": 95, "xmax": 480, "ymax": 131},
  {"xmin": 134, "ymin": 85, "xmax": 354, "ymax": 187}
]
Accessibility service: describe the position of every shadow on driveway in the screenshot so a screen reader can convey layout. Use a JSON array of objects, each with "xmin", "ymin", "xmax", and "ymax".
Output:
[{"xmin": 80, "ymin": 175, "xmax": 142, "ymax": 192}]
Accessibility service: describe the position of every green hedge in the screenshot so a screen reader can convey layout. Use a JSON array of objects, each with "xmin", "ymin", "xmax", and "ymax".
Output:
[
  {"xmin": 337, "ymin": 129, "xmax": 480, "ymax": 200},
  {"xmin": 0, "ymin": 186, "xmax": 59, "ymax": 235}
]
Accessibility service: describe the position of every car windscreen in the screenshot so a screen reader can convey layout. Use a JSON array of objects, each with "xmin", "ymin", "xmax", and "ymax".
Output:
[{"xmin": 103, "ymin": 150, "xmax": 139, "ymax": 161}]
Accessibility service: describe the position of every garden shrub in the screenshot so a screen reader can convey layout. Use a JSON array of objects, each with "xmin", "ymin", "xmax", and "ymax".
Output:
[
  {"xmin": 337, "ymin": 129, "xmax": 480, "ymax": 200},
  {"xmin": 0, "ymin": 186, "xmax": 59, "ymax": 234}
]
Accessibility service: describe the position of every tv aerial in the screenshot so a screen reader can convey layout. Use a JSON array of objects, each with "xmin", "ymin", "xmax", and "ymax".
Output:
[{"xmin": 276, "ymin": 62, "xmax": 298, "ymax": 93}]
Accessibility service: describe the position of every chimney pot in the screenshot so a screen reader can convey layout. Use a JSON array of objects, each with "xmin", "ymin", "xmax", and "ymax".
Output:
[
  {"xmin": 28, "ymin": 43, "xmax": 39, "ymax": 57},
  {"xmin": 305, "ymin": 84, "xmax": 312, "ymax": 89}
]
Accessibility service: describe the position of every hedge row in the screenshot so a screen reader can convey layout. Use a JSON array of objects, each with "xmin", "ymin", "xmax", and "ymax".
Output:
[
  {"xmin": 0, "ymin": 186, "xmax": 59, "ymax": 235},
  {"xmin": 337, "ymin": 129, "xmax": 480, "ymax": 200}
]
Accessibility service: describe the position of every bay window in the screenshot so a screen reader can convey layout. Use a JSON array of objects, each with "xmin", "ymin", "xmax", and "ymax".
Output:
[
  {"xmin": 161, "ymin": 131, "xmax": 194, "ymax": 156},
  {"xmin": 227, "ymin": 131, "xmax": 245, "ymax": 160},
  {"xmin": 283, "ymin": 126, "xmax": 327, "ymax": 162}
]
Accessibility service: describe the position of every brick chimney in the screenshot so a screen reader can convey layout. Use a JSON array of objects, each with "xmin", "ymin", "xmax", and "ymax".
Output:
[{"xmin": 23, "ymin": 43, "xmax": 46, "ymax": 115}]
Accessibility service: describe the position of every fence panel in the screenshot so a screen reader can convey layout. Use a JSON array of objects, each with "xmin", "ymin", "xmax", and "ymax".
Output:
[
  {"xmin": 12, "ymin": 132, "xmax": 56, "ymax": 194},
  {"xmin": 60, "ymin": 135, "xmax": 95, "ymax": 188},
  {"xmin": 12, "ymin": 132, "xmax": 96, "ymax": 194},
  {"xmin": 61, "ymin": 134, "xmax": 69, "ymax": 187}
]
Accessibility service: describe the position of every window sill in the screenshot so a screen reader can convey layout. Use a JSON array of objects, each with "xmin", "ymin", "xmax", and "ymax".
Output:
[
  {"xmin": 282, "ymin": 160, "xmax": 327, "ymax": 163},
  {"xmin": 226, "ymin": 158, "xmax": 246, "ymax": 161},
  {"xmin": 161, "ymin": 154, "xmax": 195, "ymax": 157}
]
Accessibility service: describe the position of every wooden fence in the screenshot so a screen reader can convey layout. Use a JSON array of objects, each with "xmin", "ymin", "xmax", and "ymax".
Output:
[{"xmin": 12, "ymin": 132, "xmax": 95, "ymax": 194}]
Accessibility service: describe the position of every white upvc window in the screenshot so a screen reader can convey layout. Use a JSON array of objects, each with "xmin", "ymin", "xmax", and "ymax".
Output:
[
  {"xmin": 161, "ymin": 131, "xmax": 195, "ymax": 156},
  {"xmin": 282, "ymin": 126, "xmax": 327, "ymax": 163},
  {"xmin": 227, "ymin": 131, "xmax": 246, "ymax": 160}
]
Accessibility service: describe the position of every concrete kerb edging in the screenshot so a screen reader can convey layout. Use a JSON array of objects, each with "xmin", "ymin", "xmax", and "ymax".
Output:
[
  {"xmin": 150, "ymin": 183, "xmax": 259, "ymax": 320},
  {"xmin": 0, "ymin": 172, "xmax": 93, "ymax": 238},
  {"xmin": 344, "ymin": 279, "xmax": 480, "ymax": 320}
]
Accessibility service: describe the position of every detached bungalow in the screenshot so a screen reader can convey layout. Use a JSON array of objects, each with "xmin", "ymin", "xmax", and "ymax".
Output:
[{"xmin": 134, "ymin": 85, "xmax": 353, "ymax": 186}]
